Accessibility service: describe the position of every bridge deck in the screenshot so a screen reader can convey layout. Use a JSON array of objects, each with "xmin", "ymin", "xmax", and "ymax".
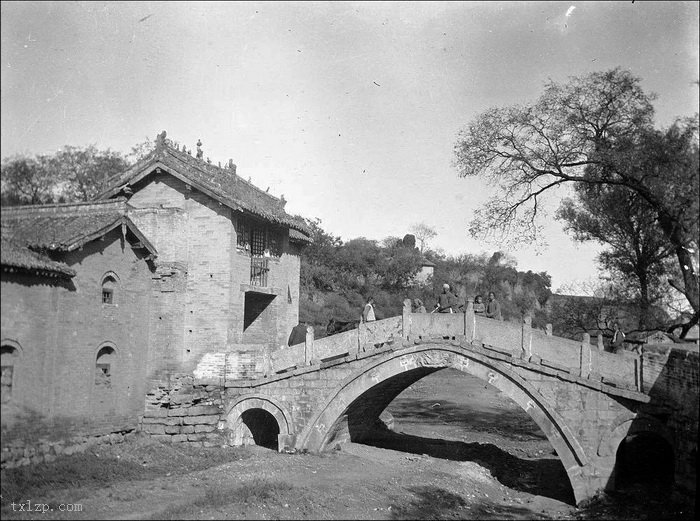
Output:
[{"xmin": 267, "ymin": 305, "xmax": 646, "ymax": 400}]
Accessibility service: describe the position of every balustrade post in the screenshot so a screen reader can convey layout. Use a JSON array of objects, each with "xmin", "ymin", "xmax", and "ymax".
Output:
[
  {"xmin": 305, "ymin": 325, "xmax": 315, "ymax": 365},
  {"xmin": 464, "ymin": 298, "xmax": 474, "ymax": 342},
  {"xmin": 402, "ymin": 299, "xmax": 412, "ymax": 340},
  {"xmin": 635, "ymin": 348, "xmax": 643, "ymax": 392},
  {"xmin": 521, "ymin": 315, "xmax": 532, "ymax": 360},
  {"xmin": 580, "ymin": 333, "xmax": 591, "ymax": 378}
]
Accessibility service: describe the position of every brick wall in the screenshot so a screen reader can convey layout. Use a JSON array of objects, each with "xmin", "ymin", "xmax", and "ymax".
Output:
[
  {"xmin": 1, "ymin": 229, "xmax": 153, "ymax": 462},
  {"xmin": 126, "ymin": 172, "xmax": 301, "ymax": 378},
  {"xmin": 640, "ymin": 343, "xmax": 699, "ymax": 496}
]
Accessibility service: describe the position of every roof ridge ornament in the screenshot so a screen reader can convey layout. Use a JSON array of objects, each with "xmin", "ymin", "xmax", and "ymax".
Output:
[
  {"xmin": 155, "ymin": 130, "xmax": 167, "ymax": 151},
  {"xmin": 196, "ymin": 139, "xmax": 203, "ymax": 159},
  {"xmin": 227, "ymin": 159, "xmax": 237, "ymax": 174}
]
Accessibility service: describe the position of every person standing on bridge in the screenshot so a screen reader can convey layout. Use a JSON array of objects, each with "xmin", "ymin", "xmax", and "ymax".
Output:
[
  {"xmin": 473, "ymin": 295, "xmax": 486, "ymax": 315},
  {"xmin": 485, "ymin": 292, "xmax": 502, "ymax": 320},
  {"xmin": 362, "ymin": 296, "xmax": 376, "ymax": 323},
  {"xmin": 611, "ymin": 322, "xmax": 626, "ymax": 354},
  {"xmin": 413, "ymin": 298, "xmax": 427, "ymax": 313},
  {"xmin": 435, "ymin": 283, "xmax": 458, "ymax": 313}
]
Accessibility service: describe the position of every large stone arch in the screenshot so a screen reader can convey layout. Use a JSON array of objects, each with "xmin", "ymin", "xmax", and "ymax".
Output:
[
  {"xmin": 296, "ymin": 343, "xmax": 591, "ymax": 503},
  {"xmin": 225, "ymin": 395, "xmax": 291, "ymax": 449}
]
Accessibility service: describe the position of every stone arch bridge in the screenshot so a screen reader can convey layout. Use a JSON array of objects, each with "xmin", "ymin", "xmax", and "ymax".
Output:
[{"xmin": 191, "ymin": 301, "xmax": 698, "ymax": 505}]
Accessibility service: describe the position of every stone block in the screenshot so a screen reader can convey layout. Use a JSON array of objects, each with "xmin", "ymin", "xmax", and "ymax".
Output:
[
  {"xmin": 183, "ymin": 414, "xmax": 219, "ymax": 425},
  {"xmin": 141, "ymin": 416, "xmax": 164, "ymax": 424},
  {"xmin": 187, "ymin": 405, "xmax": 221, "ymax": 416},
  {"xmin": 146, "ymin": 408, "xmax": 169, "ymax": 418},
  {"xmin": 277, "ymin": 433, "xmax": 295, "ymax": 452},
  {"xmin": 187, "ymin": 433, "xmax": 206, "ymax": 442},
  {"xmin": 151, "ymin": 435, "xmax": 172, "ymax": 443},
  {"xmin": 181, "ymin": 425, "xmax": 195, "ymax": 434},
  {"xmin": 143, "ymin": 424, "xmax": 166, "ymax": 435},
  {"xmin": 164, "ymin": 425, "xmax": 181, "ymax": 434},
  {"xmin": 194, "ymin": 424, "xmax": 215, "ymax": 433},
  {"xmin": 172, "ymin": 434, "xmax": 189, "ymax": 443}
]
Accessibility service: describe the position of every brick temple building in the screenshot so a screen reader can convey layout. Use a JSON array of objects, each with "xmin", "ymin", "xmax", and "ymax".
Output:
[{"xmin": 1, "ymin": 131, "xmax": 310, "ymax": 446}]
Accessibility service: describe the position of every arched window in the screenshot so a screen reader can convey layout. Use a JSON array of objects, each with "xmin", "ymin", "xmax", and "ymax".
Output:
[
  {"xmin": 1, "ymin": 344, "xmax": 20, "ymax": 402},
  {"xmin": 101, "ymin": 273, "xmax": 119, "ymax": 305},
  {"xmin": 95, "ymin": 346, "xmax": 116, "ymax": 389}
]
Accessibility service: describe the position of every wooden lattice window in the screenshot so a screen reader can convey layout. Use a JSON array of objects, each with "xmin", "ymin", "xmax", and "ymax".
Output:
[
  {"xmin": 236, "ymin": 214, "xmax": 282, "ymax": 257},
  {"xmin": 251, "ymin": 226, "xmax": 266, "ymax": 256},
  {"xmin": 236, "ymin": 214, "xmax": 250, "ymax": 249}
]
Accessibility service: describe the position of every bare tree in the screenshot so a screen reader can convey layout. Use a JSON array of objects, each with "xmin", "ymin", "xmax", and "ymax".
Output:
[
  {"xmin": 453, "ymin": 68, "xmax": 699, "ymax": 337},
  {"xmin": 410, "ymin": 223, "xmax": 437, "ymax": 254}
]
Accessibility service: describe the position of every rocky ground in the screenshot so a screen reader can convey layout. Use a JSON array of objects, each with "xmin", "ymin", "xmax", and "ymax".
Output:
[{"xmin": 1, "ymin": 369, "xmax": 694, "ymax": 520}]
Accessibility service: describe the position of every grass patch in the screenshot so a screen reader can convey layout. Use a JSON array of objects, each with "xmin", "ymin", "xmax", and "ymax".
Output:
[
  {"xmin": 194, "ymin": 479, "xmax": 296, "ymax": 507},
  {"xmin": 0, "ymin": 437, "xmax": 249, "ymax": 505},
  {"xmin": 390, "ymin": 485, "xmax": 468, "ymax": 520},
  {"xmin": 154, "ymin": 479, "xmax": 298, "ymax": 519}
]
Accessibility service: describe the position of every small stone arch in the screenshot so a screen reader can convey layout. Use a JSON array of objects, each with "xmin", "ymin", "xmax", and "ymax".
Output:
[
  {"xmin": 597, "ymin": 413, "xmax": 675, "ymax": 491},
  {"xmin": 226, "ymin": 396, "xmax": 291, "ymax": 450},
  {"xmin": 297, "ymin": 343, "xmax": 590, "ymax": 503},
  {"xmin": 597, "ymin": 412, "xmax": 674, "ymax": 458}
]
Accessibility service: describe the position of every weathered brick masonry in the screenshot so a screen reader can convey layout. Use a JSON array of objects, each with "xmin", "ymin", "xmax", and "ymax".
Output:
[
  {"xmin": 1, "ymin": 134, "xmax": 311, "ymax": 467},
  {"xmin": 2, "ymin": 204, "xmax": 155, "ymax": 466}
]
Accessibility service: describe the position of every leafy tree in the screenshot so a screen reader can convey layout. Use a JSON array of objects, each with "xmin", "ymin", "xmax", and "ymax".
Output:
[
  {"xmin": 454, "ymin": 68, "xmax": 699, "ymax": 337},
  {"xmin": 300, "ymin": 218, "xmax": 343, "ymax": 292},
  {"xmin": 410, "ymin": 222, "xmax": 437, "ymax": 253},
  {"xmin": 557, "ymin": 183, "xmax": 676, "ymax": 330},
  {"xmin": 48, "ymin": 145, "xmax": 130, "ymax": 202},
  {"xmin": 1, "ymin": 155, "xmax": 56, "ymax": 205},
  {"xmin": 1, "ymin": 145, "xmax": 131, "ymax": 205},
  {"xmin": 377, "ymin": 239, "xmax": 423, "ymax": 289}
]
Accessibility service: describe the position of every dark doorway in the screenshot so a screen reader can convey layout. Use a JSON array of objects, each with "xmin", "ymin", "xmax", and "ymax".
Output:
[
  {"xmin": 615, "ymin": 432, "xmax": 675, "ymax": 493},
  {"xmin": 240, "ymin": 408, "xmax": 279, "ymax": 450}
]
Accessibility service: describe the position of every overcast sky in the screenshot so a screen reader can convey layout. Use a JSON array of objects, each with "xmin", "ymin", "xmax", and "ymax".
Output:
[{"xmin": 2, "ymin": 1, "xmax": 698, "ymax": 292}]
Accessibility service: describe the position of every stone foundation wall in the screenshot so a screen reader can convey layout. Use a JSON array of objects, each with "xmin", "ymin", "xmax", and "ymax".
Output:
[
  {"xmin": 139, "ymin": 374, "xmax": 227, "ymax": 446},
  {"xmin": 1, "ymin": 428, "xmax": 136, "ymax": 470}
]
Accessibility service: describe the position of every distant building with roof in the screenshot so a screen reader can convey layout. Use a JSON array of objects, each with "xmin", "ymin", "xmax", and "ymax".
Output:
[{"xmin": 1, "ymin": 132, "xmax": 311, "ymax": 447}]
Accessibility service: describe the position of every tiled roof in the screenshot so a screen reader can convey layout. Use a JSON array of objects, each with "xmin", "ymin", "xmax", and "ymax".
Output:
[
  {"xmin": 97, "ymin": 132, "xmax": 311, "ymax": 237},
  {"xmin": 1, "ymin": 198, "xmax": 157, "ymax": 255},
  {"xmin": 289, "ymin": 228, "xmax": 312, "ymax": 243},
  {"xmin": 1, "ymin": 236, "xmax": 76, "ymax": 278}
]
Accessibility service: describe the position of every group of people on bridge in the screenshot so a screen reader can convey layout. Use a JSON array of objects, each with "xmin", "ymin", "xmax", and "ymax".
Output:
[{"xmin": 413, "ymin": 283, "xmax": 503, "ymax": 320}]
